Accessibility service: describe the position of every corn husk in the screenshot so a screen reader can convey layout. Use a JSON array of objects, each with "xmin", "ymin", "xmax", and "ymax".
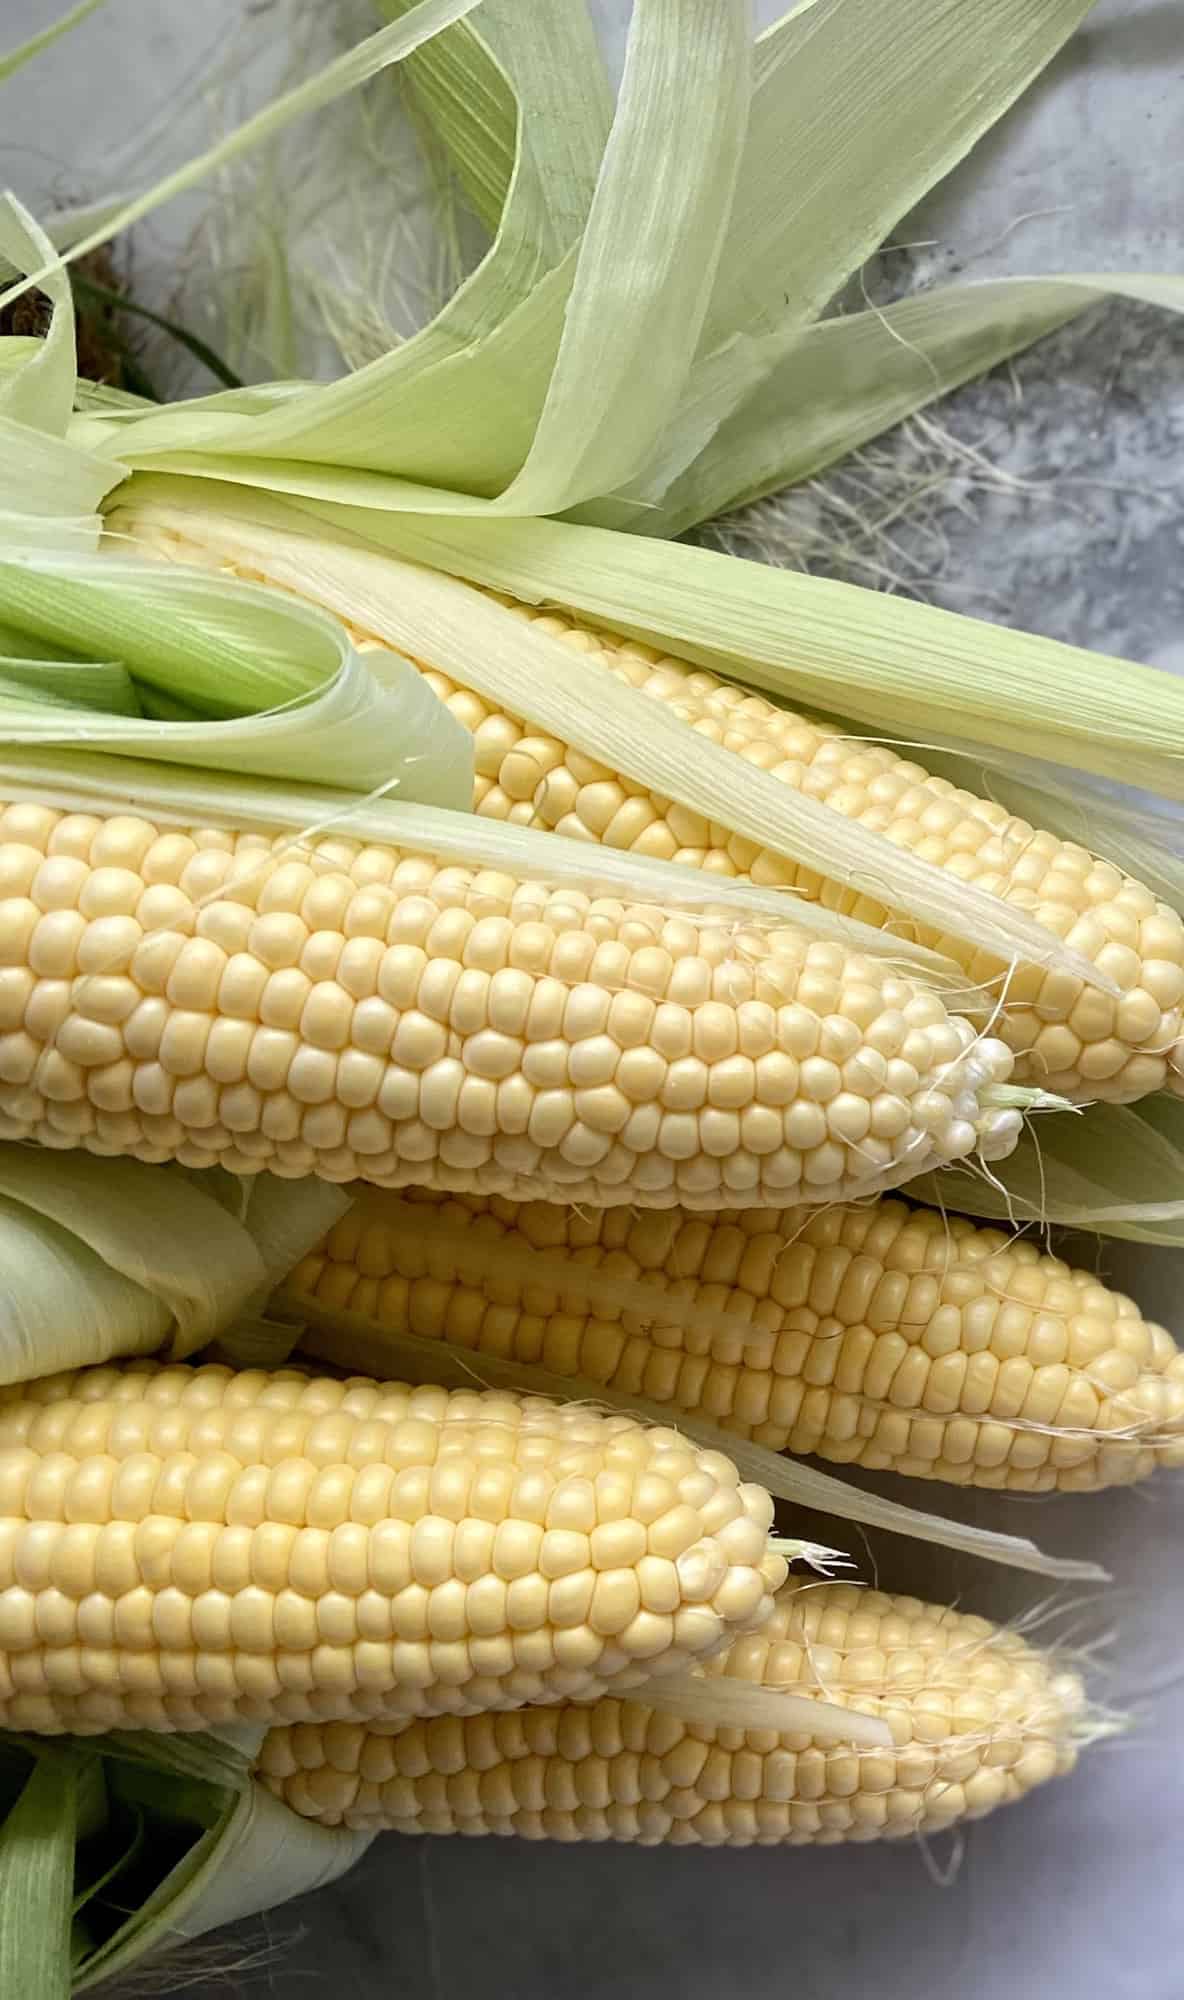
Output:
[
  {"xmin": 0, "ymin": 248, "xmax": 1003, "ymax": 971},
  {"xmin": 913, "ymin": 1097, "xmax": 1184, "ymax": 1249},
  {"xmin": 0, "ymin": 1731, "xmax": 371, "ymax": 1996},
  {"xmin": 0, "ymin": 1148, "xmax": 347, "ymax": 1383},
  {"xmin": 8, "ymin": 1, "xmax": 1184, "ymax": 905},
  {"xmin": 110, "ymin": 478, "xmax": 1110, "ymax": 985},
  {"xmin": 307, "ymin": 502, "xmax": 1184, "ymax": 805},
  {"xmin": 0, "ymin": 1, "xmax": 110, "ymax": 86}
]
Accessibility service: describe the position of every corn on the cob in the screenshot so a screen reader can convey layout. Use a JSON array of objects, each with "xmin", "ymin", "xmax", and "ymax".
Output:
[
  {"xmin": 389, "ymin": 616, "xmax": 1184, "ymax": 1106},
  {"xmin": 0, "ymin": 1360, "xmax": 789, "ymax": 1736},
  {"xmin": 114, "ymin": 517, "xmax": 1184, "ymax": 1106},
  {"xmin": 258, "ymin": 1578, "xmax": 1085, "ymax": 1844},
  {"xmin": 0, "ymin": 800, "xmax": 1023, "ymax": 1208},
  {"xmin": 285, "ymin": 1190, "xmax": 1184, "ymax": 1494}
]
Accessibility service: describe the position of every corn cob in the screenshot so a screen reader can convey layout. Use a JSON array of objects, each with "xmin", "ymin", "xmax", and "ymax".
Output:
[
  {"xmin": 258, "ymin": 1578, "xmax": 1086, "ymax": 1844},
  {"xmin": 113, "ymin": 516, "xmax": 1184, "ymax": 1106},
  {"xmin": 284, "ymin": 1190, "xmax": 1184, "ymax": 1494},
  {"xmin": 0, "ymin": 1360, "xmax": 789, "ymax": 1736},
  {"xmin": 0, "ymin": 800, "xmax": 1023, "ymax": 1208}
]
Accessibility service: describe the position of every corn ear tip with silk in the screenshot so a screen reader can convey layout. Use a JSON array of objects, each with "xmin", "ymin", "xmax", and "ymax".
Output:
[
  {"xmin": 256, "ymin": 1576, "xmax": 1095, "ymax": 1846},
  {"xmin": 108, "ymin": 499, "xmax": 1184, "ymax": 1114},
  {"xmin": 0, "ymin": 793, "xmax": 1036, "ymax": 1210}
]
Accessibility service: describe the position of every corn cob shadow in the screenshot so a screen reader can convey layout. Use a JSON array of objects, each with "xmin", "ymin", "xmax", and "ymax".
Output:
[{"xmin": 282, "ymin": 1190, "xmax": 1184, "ymax": 1494}]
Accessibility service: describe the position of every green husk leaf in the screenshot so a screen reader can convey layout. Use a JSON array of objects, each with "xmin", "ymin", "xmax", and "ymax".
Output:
[
  {"xmin": 0, "ymin": 1148, "xmax": 349, "ymax": 1380},
  {"xmin": 0, "ymin": 200, "xmax": 133, "ymax": 287},
  {"xmin": 376, "ymin": 0, "xmax": 1100, "ymax": 521},
  {"xmin": 64, "ymin": 0, "xmax": 612, "ymax": 491},
  {"xmin": 89, "ymin": 0, "xmax": 1116, "ymax": 525},
  {"xmin": 72, "ymin": 0, "xmax": 754, "ymax": 507},
  {"xmin": 292, "ymin": 1300, "xmax": 1104, "ymax": 1582},
  {"xmin": 624, "ymin": 274, "xmax": 1184, "ymax": 535},
  {"xmin": 497, "ymin": 0, "xmax": 751, "ymax": 513},
  {"xmin": 0, "ymin": 201, "xmax": 133, "ymax": 555},
  {"xmin": 604, "ymin": 279, "xmax": 1090, "ymax": 534},
  {"xmin": 0, "ymin": 737, "xmax": 964, "ymax": 967},
  {"xmin": 327, "ymin": 503, "xmax": 1184, "ymax": 805},
  {"xmin": 0, "ymin": 203, "xmax": 76, "ymax": 438},
  {"xmin": 72, "ymin": 1803, "xmax": 144, "ymax": 1925},
  {"xmin": 378, "ymin": 0, "xmax": 518, "ymax": 230},
  {"xmin": 915, "ymin": 1098, "xmax": 1184, "ymax": 1246},
  {"xmin": 379, "ymin": 0, "xmax": 606, "ymax": 241},
  {"xmin": 703, "ymin": 0, "xmax": 1098, "ymax": 350},
  {"xmin": 0, "ymin": 1729, "xmax": 369, "ymax": 1994},
  {"xmin": 0, "ymin": 547, "xmax": 472, "ymax": 804},
  {"xmin": 0, "ymin": 1752, "xmax": 77, "ymax": 2000},
  {"xmin": 50, "ymin": 0, "xmax": 1184, "ymax": 540},
  {"xmin": 0, "ymin": 658, "xmax": 138, "ymax": 714},
  {"xmin": 74, "ymin": 1762, "xmax": 371, "ymax": 1991},
  {"xmin": 0, "ymin": 417, "xmax": 125, "ymax": 555},
  {"xmin": 0, "ymin": 0, "xmax": 109, "ymax": 82}
]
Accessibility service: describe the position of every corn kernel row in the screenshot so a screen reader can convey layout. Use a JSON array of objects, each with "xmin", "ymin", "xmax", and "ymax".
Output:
[{"xmin": 286, "ymin": 1191, "xmax": 1184, "ymax": 1493}]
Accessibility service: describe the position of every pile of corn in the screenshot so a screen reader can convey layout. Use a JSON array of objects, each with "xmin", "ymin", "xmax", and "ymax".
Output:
[
  {"xmin": 0, "ymin": 578, "xmax": 1175, "ymax": 1856},
  {"xmin": 0, "ymin": 530, "xmax": 1178, "ymax": 1929},
  {"xmin": 4, "ymin": 2, "xmax": 1183, "ymax": 1984}
]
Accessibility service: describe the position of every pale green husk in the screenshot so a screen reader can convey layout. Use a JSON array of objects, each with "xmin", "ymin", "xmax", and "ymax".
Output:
[
  {"xmin": 0, "ymin": 1731, "xmax": 371, "ymax": 1995},
  {"xmin": 0, "ymin": 2, "xmax": 109, "ymax": 84},
  {"xmin": 108, "ymin": 478, "xmax": 1109, "ymax": 984},
  {"xmin": 914, "ymin": 1097, "xmax": 1184, "ymax": 1248},
  {"xmin": 6, "ymin": 0, "xmax": 1183, "ymax": 980},
  {"xmin": 0, "ymin": 236, "xmax": 1001, "ymax": 971},
  {"xmin": 0, "ymin": 1148, "xmax": 347, "ymax": 1382}
]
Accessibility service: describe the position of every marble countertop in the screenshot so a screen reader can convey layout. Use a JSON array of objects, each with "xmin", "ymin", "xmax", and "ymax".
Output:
[{"xmin": 4, "ymin": 4, "xmax": 1183, "ymax": 1996}]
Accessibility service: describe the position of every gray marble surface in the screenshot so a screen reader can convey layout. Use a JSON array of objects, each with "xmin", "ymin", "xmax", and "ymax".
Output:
[{"xmin": 4, "ymin": 3, "xmax": 1184, "ymax": 1997}]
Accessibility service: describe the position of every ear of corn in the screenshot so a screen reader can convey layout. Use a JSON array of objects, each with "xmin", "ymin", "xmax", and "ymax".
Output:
[
  {"xmin": 257, "ymin": 1576, "xmax": 1087, "ymax": 1846},
  {"xmin": 110, "ymin": 508, "xmax": 1184, "ymax": 1108},
  {"xmin": 0, "ymin": 798, "xmax": 1027, "ymax": 1208},
  {"xmin": 0, "ymin": 1359, "xmax": 789, "ymax": 1736},
  {"xmin": 283, "ymin": 1189, "xmax": 1184, "ymax": 1494}
]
